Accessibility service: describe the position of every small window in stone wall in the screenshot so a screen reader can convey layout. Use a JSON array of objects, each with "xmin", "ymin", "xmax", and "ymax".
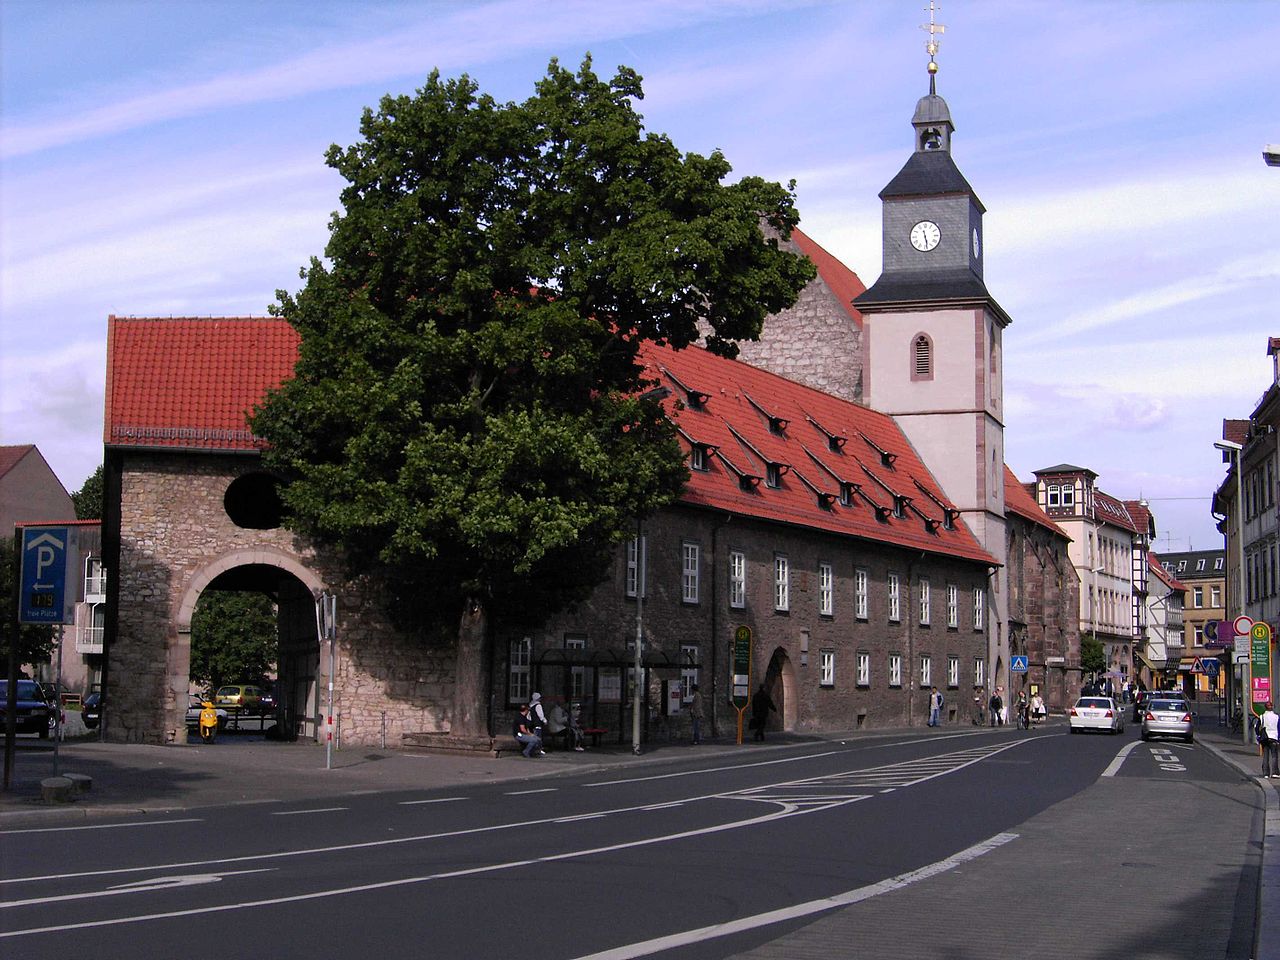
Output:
[{"xmin": 224, "ymin": 472, "xmax": 285, "ymax": 529}]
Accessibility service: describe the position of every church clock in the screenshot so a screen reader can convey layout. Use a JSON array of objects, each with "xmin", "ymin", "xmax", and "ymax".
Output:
[{"xmin": 910, "ymin": 220, "xmax": 941, "ymax": 252}]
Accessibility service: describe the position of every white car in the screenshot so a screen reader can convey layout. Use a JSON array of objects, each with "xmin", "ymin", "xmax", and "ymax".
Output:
[{"xmin": 1068, "ymin": 696, "xmax": 1125, "ymax": 735}]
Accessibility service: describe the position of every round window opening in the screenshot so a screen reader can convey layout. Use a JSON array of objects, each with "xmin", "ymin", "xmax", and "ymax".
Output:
[{"xmin": 224, "ymin": 472, "xmax": 285, "ymax": 530}]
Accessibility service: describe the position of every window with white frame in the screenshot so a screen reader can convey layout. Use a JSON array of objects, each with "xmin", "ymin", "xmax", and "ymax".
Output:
[
  {"xmin": 1211, "ymin": 585, "xmax": 1221, "ymax": 607},
  {"xmin": 1047, "ymin": 484, "xmax": 1061, "ymax": 508},
  {"xmin": 729, "ymin": 550, "xmax": 746, "ymax": 608},
  {"xmin": 919, "ymin": 654, "xmax": 932, "ymax": 687},
  {"xmin": 1194, "ymin": 625, "xmax": 1204, "ymax": 644},
  {"xmin": 680, "ymin": 643, "xmax": 698, "ymax": 702},
  {"xmin": 819, "ymin": 562, "xmax": 834, "ymax": 616},
  {"xmin": 819, "ymin": 650, "xmax": 835, "ymax": 687},
  {"xmin": 974, "ymin": 658, "xmax": 985, "ymax": 688},
  {"xmin": 1061, "ymin": 484, "xmax": 1075, "ymax": 507},
  {"xmin": 857, "ymin": 651, "xmax": 871, "ymax": 686},
  {"xmin": 774, "ymin": 555, "xmax": 790, "ymax": 612},
  {"xmin": 888, "ymin": 573, "xmax": 901, "ymax": 622},
  {"xmin": 509, "ymin": 636, "xmax": 532, "ymax": 704},
  {"xmin": 1193, "ymin": 586, "xmax": 1203, "ymax": 608},
  {"xmin": 973, "ymin": 587, "xmax": 985, "ymax": 630},
  {"xmin": 682, "ymin": 542, "xmax": 700, "ymax": 603},
  {"xmin": 855, "ymin": 568, "xmax": 868, "ymax": 619},
  {"xmin": 889, "ymin": 653, "xmax": 903, "ymax": 687},
  {"xmin": 565, "ymin": 634, "xmax": 587, "ymax": 700},
  {"xmin": 947, "ymin": 583, "xmax": 958, "ymax": 628},
  {"xmin": 919, "ymin": 578, "xmax": 931, "ymax": 625},
  {"xmin": 948, "ymin": 655, "xmax": 959, "ymax": 688},
  {"xmin": 626, "ymin": 537, "xmax": 646, "ymax": 598},
  {"xmin": 690, "ymin": 446, "xmax": 708, "ymax": 471},
  {"xmin": 84, "ymin": 557, "xmax": 106, "ymax": 598}
]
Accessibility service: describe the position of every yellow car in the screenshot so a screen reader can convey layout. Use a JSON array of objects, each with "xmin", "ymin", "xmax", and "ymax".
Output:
[{"xmin": 214, "ymin": 684, "xmax": 267, "ymax": 713}]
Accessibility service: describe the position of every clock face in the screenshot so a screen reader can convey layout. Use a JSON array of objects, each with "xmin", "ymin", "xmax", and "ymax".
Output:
[
  {"xmin": 972, "ymin": 227, "xmax": 980, "ymax": 258},
  {"xmin": 910, "ymin": 220, "xmax": 940, "ymax": 252}
]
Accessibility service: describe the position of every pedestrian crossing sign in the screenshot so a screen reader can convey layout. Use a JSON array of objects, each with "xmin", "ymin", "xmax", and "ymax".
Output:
[{"xmin": 1011, "ymin": 656, "xmax": 1028, "ymax": 673}]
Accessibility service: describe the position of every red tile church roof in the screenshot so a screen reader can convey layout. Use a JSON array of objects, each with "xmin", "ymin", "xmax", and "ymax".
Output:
[
  {"xmin": 105, "ymin": 316, "xmax": 299, "ymax": 451},
  {"xmin": 1002, "ymin": 466, "xmax": 1067, "ymax": 538},
  {"xmin": 105, "ymin": 315, "xmax": 993, "ymax": 566},
  {"xmin": 790, "ymin": 227, "xmax": 866, "ymax": 325}
]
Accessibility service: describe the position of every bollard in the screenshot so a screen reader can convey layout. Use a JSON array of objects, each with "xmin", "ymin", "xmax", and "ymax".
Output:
[{"xmin": 41, "ymin": 777, "xmax": 74, "ymax": 803}]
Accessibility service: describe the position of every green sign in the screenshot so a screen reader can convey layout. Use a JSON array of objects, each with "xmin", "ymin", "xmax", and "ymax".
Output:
[
  {"xmin": 1250, "ymin": 621, "xmax": 1272, "ymax": 717},
  {"xmin": 731, "ymin": 626, "xmax": 752, "ymax": 709}
]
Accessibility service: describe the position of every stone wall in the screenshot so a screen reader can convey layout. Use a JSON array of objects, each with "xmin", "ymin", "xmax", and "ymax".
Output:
[{"xmin": 1006, "ymin": 513, "xmax": 1081, "ymax": 712}]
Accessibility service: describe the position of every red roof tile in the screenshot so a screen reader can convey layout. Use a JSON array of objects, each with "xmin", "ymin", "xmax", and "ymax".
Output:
[
  {"xmin": 646, "ymin": 342, "xmax": 993, "ymax": 565},
  {"xmin": 1002, "ymin": 466, "xmax": 1067, "ymax": 538},
  {"xmin": 105, "ymin": 316, "xmax": 992, "ymax": 566},
  {"xmin": 0, "ymin": 444, "xmax": 36, "ymax": 480},
  {"xmin": 1123, "ymin": 499, "xmax": 1155, "ymax": 537},
  {"xmin": 1093, "ymin": 489, "xmax": 1139, "ymax": 533},
  {"xmin": 105, "ymin": 316, "xmax": 299, "ymax": 451},
  {"xmin": 1147, "ymin": 552, "xmax": 1186, "ymax": 592},
  {"xmin": 1223, "ymin": 419, "xmax": 1248, "ymax": 446}
]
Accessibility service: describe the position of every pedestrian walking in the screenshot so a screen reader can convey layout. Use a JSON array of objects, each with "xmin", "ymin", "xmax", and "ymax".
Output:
[
  {"xmin": 928, "ymin": 687, "xmax": 943, "ymax": 727},
  {"xmin": 689, "ymin": 684, "xmax": 705, "ymax": 744},
  {"xmin": 528, "ymin": 692, "xmax": 548, "ymax": 754},
  {"xmin": 988, "ymin": 688, "xmax": 1003, "ymax": 727},
  {"xmin": 751, "ymin": 684, "xmax": 777, "ymax": 741},
  {"xmin": 512, "ymin": 703, "xmax": 542, "ymax": 758},
  {"xmin": 1259, "ymin": 701, "xmax": 1280, "ymax": 778},
  {"xmin": 1031, "ymin": 692, "xmax": 1046, "ymax": 725},
  {"xmin": 1015, "ymin": 690, "xmax": 1029, "ymax": 729}
]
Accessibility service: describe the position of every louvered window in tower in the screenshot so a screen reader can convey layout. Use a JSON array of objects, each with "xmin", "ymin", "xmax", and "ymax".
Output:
[{"xmin": 912, "ymin": 334, "xmax": 933, "ymax": 380}]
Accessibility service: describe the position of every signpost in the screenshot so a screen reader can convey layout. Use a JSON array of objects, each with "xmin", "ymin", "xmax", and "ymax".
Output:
[
  {"xmin": 18, "ymin": 526, "xmax": 75, "ymax": 625},
  {"xmin": 1250, "ymin": 621, "xmax": 1272, "ymax": 719},
  {"xmin": 731, "ymin": 626, "xmax": 752, "ymax": 743},
  {"xmin": 1010, "ymin": 656, "xmax": 1028, "ymax": 673}
]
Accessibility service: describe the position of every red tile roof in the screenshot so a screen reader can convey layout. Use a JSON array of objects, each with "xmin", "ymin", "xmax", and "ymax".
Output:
[
  {"xmin": 1092, "ymin": 489, "xmax": 1139, "ymax": 533},
  {"xmin": 790, "ymin": 227, "xmax": 866, "ymax": 325},
  {"xmin": 1002, "ymin": 466, "xmax": 1067, "ymax": 538},
  {"xmin": 1123, "ymin": 499, "xmax": 1155, "ymax": 538},
  {"xmin": 1222, "ymin": 418, "xmax": 1248, "ymax": 446},
  {"xmin": 105, "ymin": 316, "xmax": 299, "ymax": 451},
  {"xmin": 646, "ymin": 342, "xmax": 993, "ymax": 565},
  {"xmin": 105, "ymin": 315, "xmax": 992, "ymax": 565},
  {"xmin": 0, "ymin": 444, "xmax": 36, "ymax": 480},
  {"xmin": 1147, "ymin": 552, "xmax": 1186, "ymax": 592}
]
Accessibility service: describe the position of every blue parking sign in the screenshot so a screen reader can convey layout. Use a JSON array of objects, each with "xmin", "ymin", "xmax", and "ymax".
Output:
[
  {"xmin": 19, "ymin": 525, "xmax": 72, "ymax": 624},
  {"xmin": 1011, "ymin": 656, "xmax": 1029, "ymax": 673}
]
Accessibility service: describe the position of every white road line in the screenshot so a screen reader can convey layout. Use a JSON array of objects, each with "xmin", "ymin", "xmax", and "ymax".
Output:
[
  {"xmin": 398, "ymin": 797, "xmax": 466, "ymax": 806},
  {"xmin": 0, "ymin": 798, "xmax": 858, "ymax": 939},
  {"xmin": 506, "ymin": 788, "xmax": 557, "ymax": 796},
  {"xmin": 0, "ymin": 818, "xmax": 203, "ymax": 836},
  {"xmin": 584, "ymin": 750, "xmax": 847, "ymax": 787},
  {"xmin": 0, "ymin": 870, "xmax": 275, "ymax": 910},
  {"xmin": 269, "ymin": 807, "xmax": 348, "ymax": 816},
  {"xmin": 1102, "ymin": 740, "xmax": 1142, "ymax": 777},
  {"xmin": 568, "ymin": 832, "xmax": 1019, "ymax": 960}
]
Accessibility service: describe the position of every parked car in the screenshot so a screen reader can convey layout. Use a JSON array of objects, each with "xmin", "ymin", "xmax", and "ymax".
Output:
[
  {"xmin": 1140, "ymin": 698, "xmax": 1194, "ymax": 743},
  {"xmin": 1069, "ymin": 696, "xmax": 1126, "ymax": 735},
  {"xmin": 1131, "ymin": 689, "xmax": 1152, "ymax": 722},
  {"xmin": 82, "ymin": 691, "xmax": 103, "ymax": 729},
  {"xmin": 185, "ymin": 696, "xmax": 228, "ymax": 729},
  {"xmin": 0, "ymin": 679, "xmax": 54, "ymax": 737},
  {"xmin": 215, "ymin": 684, "xmax": 268, "ymax": 713}
]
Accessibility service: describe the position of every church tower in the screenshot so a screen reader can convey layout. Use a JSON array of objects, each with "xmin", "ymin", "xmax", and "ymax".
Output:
[{"xmin": 854, "ymin": 9, "xmax": 1012, "ymax": 688}]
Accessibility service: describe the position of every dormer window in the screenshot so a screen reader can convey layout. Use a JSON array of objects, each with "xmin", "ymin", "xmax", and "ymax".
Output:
[
  {"xmin": 804, "ymin": 414, "xmax": 847, "ymax": 453},
  {"xmin": 1196, "ymin": 559, "xmax": 1206, "ymax": 571},
  {"xmin": 659, "ymin": 367, "xmax": 710, "ymax": 411},
  {"xmin": 690, "ymin": 446, "xmax": 709, "ymax": 471},
  {"xmin": 1216, "ymin": 557, "xmax": 1224, "ymax": 570},
  {"xmin": 740, "ymin": 474, "xmax": 762, "ymax": 491},
  {"xmin": 840, "ymin": 484, "xmax": 855, "ymax": 507},
  {"xmin": 893, "ymin": 495, "xmax": 910, "ymax": 519},
  {"xmin": 744, "ymin": 392, "xmax": 789, "ymax": 435},
  {"xmin": 860, "ymin": 434, "xmax": 898, "ymax": 469},
  {"xmin": 911, "ymin": 333, "xmax": 934, "ymax": 381},
  {"xmin": 766, "ymin": 463, "xmax": 781, "ymax": 488}
]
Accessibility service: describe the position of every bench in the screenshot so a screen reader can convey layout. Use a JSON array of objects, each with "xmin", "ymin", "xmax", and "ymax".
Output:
[{"xmin": 581, "ymin": 727, "xmax": 608, "ymax": 748}]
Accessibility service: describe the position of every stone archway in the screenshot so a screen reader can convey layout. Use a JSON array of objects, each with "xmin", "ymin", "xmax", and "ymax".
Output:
[
  {"xmin": 168, "ymin": 548, "xmax": 328, "ymax": 743},
  {"xmin": 763, "ymin": 647, "xmax": 798, "ymax": 732}
]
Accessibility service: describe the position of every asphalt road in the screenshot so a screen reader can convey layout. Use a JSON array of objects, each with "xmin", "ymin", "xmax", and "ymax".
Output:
[{"xmin": 0, "ymin": 724, "xmax": 1263, "ymax": 959}]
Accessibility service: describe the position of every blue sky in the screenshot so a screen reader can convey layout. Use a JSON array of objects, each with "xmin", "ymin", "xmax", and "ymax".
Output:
[{"xmin": 2, "ymin": 0, "xmax": 1277, "ymax": 552}]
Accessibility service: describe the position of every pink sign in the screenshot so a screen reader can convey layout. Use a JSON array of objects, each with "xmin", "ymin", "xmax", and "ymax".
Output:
[{"xmin": 1253, "ymin": 676, "xmax": 1271, "ymax": 703}]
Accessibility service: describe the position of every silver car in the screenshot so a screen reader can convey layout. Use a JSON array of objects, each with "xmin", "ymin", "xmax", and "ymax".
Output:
[{"xmin": 1140, "ymin": 698, "xmax": 1194, "ymax": 743}]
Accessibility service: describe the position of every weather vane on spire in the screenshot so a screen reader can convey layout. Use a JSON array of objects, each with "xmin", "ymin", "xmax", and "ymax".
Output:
[{"xmin": 921, "ymin": 1, "xmax": 945, "ymax": 92}]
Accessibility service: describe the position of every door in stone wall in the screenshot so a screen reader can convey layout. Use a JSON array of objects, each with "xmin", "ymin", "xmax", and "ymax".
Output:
[{"xmin": 763, "ymin": 647, "xmax": 797, "ymax": 732}]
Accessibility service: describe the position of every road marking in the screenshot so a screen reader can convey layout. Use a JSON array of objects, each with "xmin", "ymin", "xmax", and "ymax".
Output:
[
  {"xmin": 0, "ymin": 870, "xmax": 275, "ymax": 910},
  {"xmin": 553, "ymin": 813, "xmax": 609, "ymax": 823},
  {"xmin": 398, "ymin": 797, "xmax": 466, "ymax": 806},
  {"xmin": 0, "ymin": 818, "xmax": 203, "ymax": 836},
  {"xmin": 567, "ymin": 832, "xmax": 1019, "ymax": 960},
  {"xmin": 0, "ymin": 798, "xmax": 857, "ymax": 938},
  {"xmin": 584, "ymin": 750, "xmax": 847, "ymax": 787},
  {"xmin": 1101, "ymin": 740, "xmax": 1142, "ymax": 777},
  {"xmin": 269, "ymin": 807, "xmax": 348, "ymax": 816},
  {"xmin": 506, "ymin": 788, "xmax": 557, "ymax": 795}
]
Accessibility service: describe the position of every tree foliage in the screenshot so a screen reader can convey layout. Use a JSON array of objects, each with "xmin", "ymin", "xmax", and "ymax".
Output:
[
  {"xmin": 72, "ymin": 465, "xmax": 104, "ymax": 520},
  {"xmin": 1080, "ymin": 633, "xmax": 1105, "ymax": 677},
  {"xmin": 189, "ymin": 591, "xmax": 277, "ymax": 694},
  {"xmin": 0, "ymin": 537, "xmax": 56, "ymax": 666},
  {"xmin": 251, "ymin": 57, "xmax": 814, "ymax": 734}
]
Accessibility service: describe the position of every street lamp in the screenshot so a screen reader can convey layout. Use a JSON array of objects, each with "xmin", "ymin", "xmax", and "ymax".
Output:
[
  {"xmin": 1214, "ymin": 438, "xmax": 1247, "ymax": 745},
  {"xmin": 1090, "ymin": 563, "xmax": 1104, "ymax": 687},
  {"xmin": 1265, "ymin": 144, "xmax": 1280, "ymax": 167},
  {"xmin": 631, "ymin": 385, "xmax": 671, "ymax": 756}
]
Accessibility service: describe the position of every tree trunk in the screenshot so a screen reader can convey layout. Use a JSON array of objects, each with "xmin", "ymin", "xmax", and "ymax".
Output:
[{"xmin": 452, "ymin": 597, "xmax": 490, "ymax": 739}]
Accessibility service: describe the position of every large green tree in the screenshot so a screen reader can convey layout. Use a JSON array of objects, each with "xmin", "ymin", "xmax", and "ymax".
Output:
[
  {"xmin": 252, "ymin": 57, "xmax": 814, "ymax": 737},
  {"xmin": 1080, "ymin": 633, "xmax": 1105, "ymax": 677},
  {"xmin": 189, "ymin": 591, "xmax": 277, "ymax": 695}
]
